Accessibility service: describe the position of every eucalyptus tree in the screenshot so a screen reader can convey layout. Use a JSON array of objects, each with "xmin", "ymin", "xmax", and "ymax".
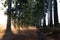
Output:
[
  {"xmin": 11, "ymin": 0, "xmax": 38, "ymax": 28},
  {"xmin": 11, "ymin": 0, "xmax": 43, "ymax": 28},
  {"xmin": 6, "ymin": 0, "xmax": 12, "ymax": 31},
  {"xmin": 54, "ymin": 0, "xmax": 59, "ymax": 27},
  {"xmin": 43, "ymin": 0, "xmax": 47, "ymax": 28},
  {"xmin": 10, "ymin": 0, "xmax": 28, "ymax": 28},
  {"xmin": 4, "ymin": 0, "xmax": 46, "ymax": 29},
  {"xmin": 35, "ymin": 0, "xmax": 47, "ymax": 40},
  {"xmin": 49, "ymin": 0, "xmax": 53, "ymax": 27},
  {"xmin": 35, "ymin": 0, "xmax": 45, "ymax": 28},
  {"xmin": 4, "ymin": 0, "xmax": 28, "ymax": 30},
  {"xmin": 47, "ymin": 0, "xmax": 53, "ymax": 28}
]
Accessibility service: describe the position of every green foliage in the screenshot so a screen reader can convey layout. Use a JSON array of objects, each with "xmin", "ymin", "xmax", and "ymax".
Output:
[{"xmin": 4, "ymin": 0, "xmax": 45, "ymax": 27}]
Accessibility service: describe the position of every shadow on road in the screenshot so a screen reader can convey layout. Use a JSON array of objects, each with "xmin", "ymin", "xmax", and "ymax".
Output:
[{"xmin": 2, "ymin": 30, "xmax": 15, "ymax": 40}]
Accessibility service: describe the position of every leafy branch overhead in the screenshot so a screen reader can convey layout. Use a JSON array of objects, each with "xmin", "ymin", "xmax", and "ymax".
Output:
[{"xmin": 4, "ymin": 0, "xmax": 45, "ymax": 27}]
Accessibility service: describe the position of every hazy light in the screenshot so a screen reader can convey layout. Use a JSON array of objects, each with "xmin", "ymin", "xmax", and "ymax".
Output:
[
  {"xmin": 0, "ymin": 0, "xmax": 7, "ymax": 25},
  {"xmin": 57, "ymin": 0, "xmax": 60, "ymax": 23},
  {"xmin": 0, "ymin": 11, "xmax": 7, "ymax": 24}
]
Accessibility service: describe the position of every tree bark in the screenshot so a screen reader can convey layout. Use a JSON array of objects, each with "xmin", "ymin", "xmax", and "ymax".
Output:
[
  {"xmin": 43, "ymin": 0, "xmax": 46, "ymax": 28},
  {"xmin": 6, "ymin": 0, "xmax": 12, "ymax": 31},
  {"xmin": 48, "ymin": 0, "xmax": 53, "ymax": 27},
  {"xmin": 54, "ymin": 0, "xmax": 59, "ymax": 27},
  {"xmin": 50, "ymin": 0, "xmax": 53, "ymax": 27}
]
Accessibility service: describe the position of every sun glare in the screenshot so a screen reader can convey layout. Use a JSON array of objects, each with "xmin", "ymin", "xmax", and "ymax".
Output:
[
  {"xmin": 0, "ymin": 0, "xmax": 7, "ymax": 25},
  {"xmin": 0, "ymin": 11, "xmax": 7, "ymax": 25}
]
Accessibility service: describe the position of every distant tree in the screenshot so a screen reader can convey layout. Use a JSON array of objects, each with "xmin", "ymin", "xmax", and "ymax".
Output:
[
  {"xmin": 49, "ymin": 0, "xmax": 53, "ymax": 27},
  {"xmin": 54, "ymin": 0, "xmax": 59, "ymax": 27},
  {"xmin": 43, "ymin": 0, "xmax": 46, "ymax": 29},
  {"xmin": 48, "ymin": 0, "xmax": 53, "ymax": 28},
  {"xmin": 36, "ymin": 0, "xmax": 47, "ymax": 40}
]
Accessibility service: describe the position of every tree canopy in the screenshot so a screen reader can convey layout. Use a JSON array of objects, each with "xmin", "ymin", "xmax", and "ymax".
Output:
[{"xmin": 4, "ymin": 0, "xmax": 45, "ymax": 28}]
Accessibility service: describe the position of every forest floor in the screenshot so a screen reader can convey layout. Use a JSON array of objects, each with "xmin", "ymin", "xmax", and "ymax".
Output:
[{"xmin": 0, "ymin": 27, "xmax": 60, "ymax": 40}]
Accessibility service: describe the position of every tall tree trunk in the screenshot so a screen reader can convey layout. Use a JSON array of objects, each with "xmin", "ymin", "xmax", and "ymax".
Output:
[
  {"xmin": 43, "ymin": 16, "xmax": 46, "ymax": 29},
  {"xmin": 50, "ymin": 0, "xmax": 53, "ymax": 27},
  {"xmin": 6, "ymin": 0, "xmax": 12, "ymax": 31},
  {"xmin": 39, "ymin": 19, "xmax": 41, "ymax": 27},
  {"xmin": 48, "ymin": 0, "xmax": 53, "ymax": 27},
  {"xmin": 43, "ymin": 0, "xmax": 46, "ymax": 28},
  {"xmin": 36, "ymin": 0, "xmax": 47, "ymax": 40},
  {"xmin": 54, "ymin": 0, "xmax": 59, "ymax": 27}
]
